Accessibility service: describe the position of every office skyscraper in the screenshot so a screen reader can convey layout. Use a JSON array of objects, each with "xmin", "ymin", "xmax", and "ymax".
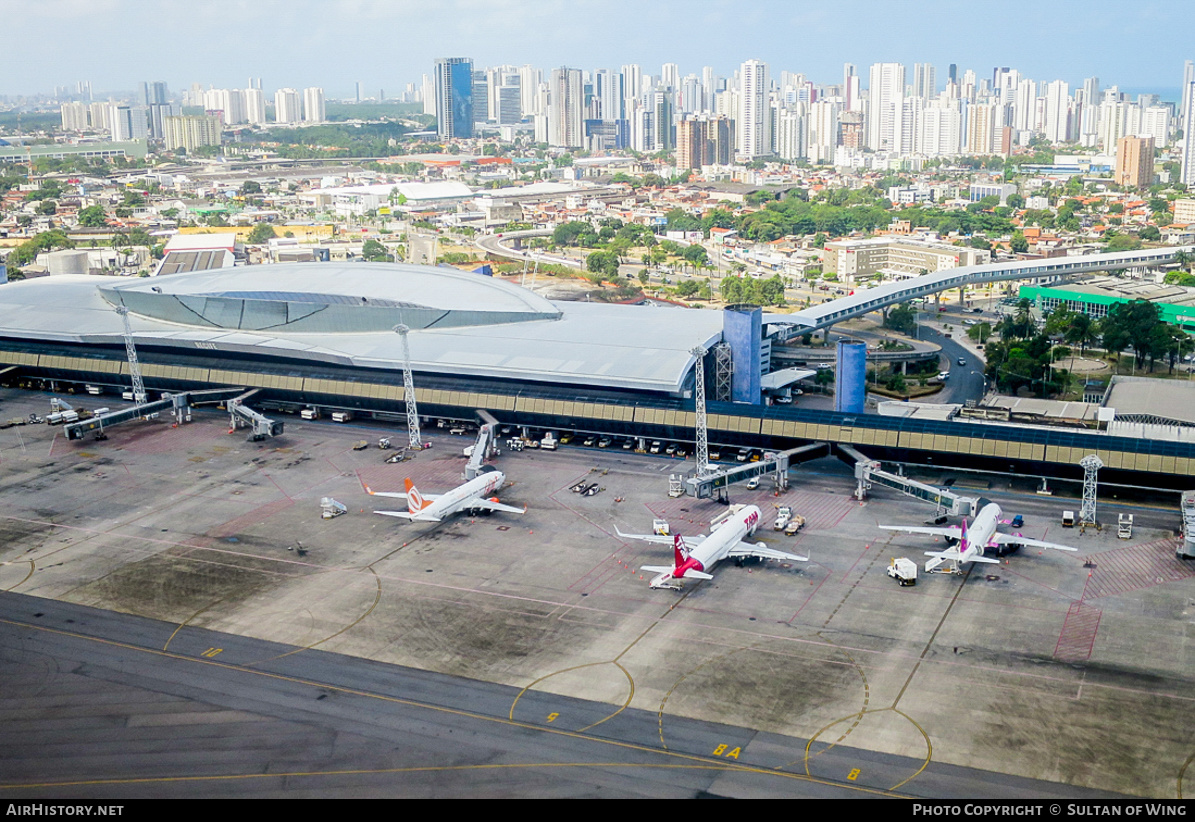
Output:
[
  {"xmin": 1115, "ymin": 135, "xmax": 1155, "ymax": 189},
  {"xmin": 867, "ymin": 62, "xmax": 905, "ymax": 151},
  {"xmin": 303, "ymin": 87, "xmax": 326, "ymax": 123},
  {"xmin": 435, "ymin": 57, "xmax": 474, "ymax": 140},
  {"xmin": 143, "ymin": 81, "xmax": 169, "ymax": 139},
  {"xmin": 1181, "ymin": 80, "xmax": 1195, "ymax": 186},
  {"xmin": 275, "ymin": 88, "xmax": 301, "ymax": 125},
  {"xmin": 737, "ymin": 59, "xmax": 771, "ymax": 159},
  {"xmin": 547, "ymin": 67, "xmax": 583, "ymax": 148}
]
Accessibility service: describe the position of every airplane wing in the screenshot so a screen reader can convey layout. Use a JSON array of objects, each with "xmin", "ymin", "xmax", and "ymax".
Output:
[
  {"xmin": 469, "ymin": 498, "xmax": 525, "ymax": 515},
  {"xmin": 989, "ymin": 532, "xmax": 1078, "ymax": 552},
  {"xmin": 879, "ymin": 524, "xmax": 962, "ymax": 540},
  {"xmin": 365, "ymin": 486, "xmax": 441, "ymax": 501},
  {"xmin": 727, "ymin": 544, "xmax": 808, "ymax": 563},
  {"xmin": 614, "ymin": 526, "xmax": 707, "ymax": 546},
  {"xmin": 373, "ymin": 510, "xmax": 442, "ymax": 522}
]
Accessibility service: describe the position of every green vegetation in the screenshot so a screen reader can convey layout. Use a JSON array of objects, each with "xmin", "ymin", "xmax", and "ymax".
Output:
[
  {"xmin": 986, "ymin": 300, "xmax": 1195, "ymax": 397},
  {"xmin": 883, "ymin": 303, "xmax": 917, "ymax": 335},
  {"xmin": 6, "ymin": 229, "xmax": 75, "ymax": 267},
  {"xmin": 246, "ymin": 223, "xmax": 277, "ymax": 244},
  {"xmin": 719, "ymin": 274, "xmax": 786, "ymax": 307},
  {"xmin": 243, "ymin": 122, "xmax": 417, "ymax": 159}
]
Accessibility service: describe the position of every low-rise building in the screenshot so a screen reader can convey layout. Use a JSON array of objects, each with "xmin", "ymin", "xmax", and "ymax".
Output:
[{"xmin": 823, "ymin": 236, "xmax": 990, "ymax": 282}]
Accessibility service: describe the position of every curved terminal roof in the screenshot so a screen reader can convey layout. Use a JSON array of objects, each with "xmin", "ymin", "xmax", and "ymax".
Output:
[
  {"xmin": 0, "ymin": 263, "xmax": 723, "ymax": 395},
  {"xmin": 99, "ymin": 263, "xmax": 562, "ymax": 332}
]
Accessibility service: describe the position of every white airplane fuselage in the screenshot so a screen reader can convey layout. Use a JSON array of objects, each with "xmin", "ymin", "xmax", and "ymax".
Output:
[
  {"xmin": 956, "ymin": 501, "xmax": 1003, "ymax": 562},
  {"xmin": 422, "ymin": 470, "xmax": 506, "ymax": 519},
  {"xmin": 652, "ymin": 505, "xmax": 762, "ymax": 587}
]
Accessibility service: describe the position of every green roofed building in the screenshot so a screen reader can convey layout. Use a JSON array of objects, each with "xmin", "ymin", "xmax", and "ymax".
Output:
[
  {"xmin": 0, "ymin": 140, "xmax": 147, "ymax": 164},
  {"xmin": 1019, "ymin": 276, "xmax": 1195, "ymax": 332}
]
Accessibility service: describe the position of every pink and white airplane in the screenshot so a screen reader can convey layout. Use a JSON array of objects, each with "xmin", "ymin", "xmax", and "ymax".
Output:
[
  {"xmin": 366, "ymin": 466, "xmax": 524, "ymax": 523},
  {"xmin": 879, "ymin": 500, "xmax": 1077, "ymax": 572},
  {"xmin": 617, "ymin": 504, "xmax": 808, "ymax": 590}
]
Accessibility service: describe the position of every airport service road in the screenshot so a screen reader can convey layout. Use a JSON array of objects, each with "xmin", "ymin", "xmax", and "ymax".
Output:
[{"xmin": 0, "ymin": 592, "xmax": 1125, "ymax": 800}]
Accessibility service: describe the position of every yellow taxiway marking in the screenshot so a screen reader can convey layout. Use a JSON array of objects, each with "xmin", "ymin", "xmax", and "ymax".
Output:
[{"xmin": 0, "ymin": 615, "xmax": 904, "ymax": 798}]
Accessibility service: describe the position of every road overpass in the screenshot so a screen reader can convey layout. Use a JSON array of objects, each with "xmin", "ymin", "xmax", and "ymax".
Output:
[
  {"xmin": 784, "ymin": 246, "xmax": 1193, "ymax": 333},
  {"xmin": 481, "ymin": 231, "xmax": 1191, "ymax": 335}
]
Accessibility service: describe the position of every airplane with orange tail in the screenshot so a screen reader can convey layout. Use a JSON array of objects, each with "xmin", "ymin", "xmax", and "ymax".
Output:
[{"xmin": 366, "ymin": 465, "xmax": 525, "ymax": 523}]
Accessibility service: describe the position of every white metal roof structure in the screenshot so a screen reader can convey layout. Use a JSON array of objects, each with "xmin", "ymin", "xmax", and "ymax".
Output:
[{"xmin": 0, "ymin": 263, "xmax": 726, "ymax": 395}]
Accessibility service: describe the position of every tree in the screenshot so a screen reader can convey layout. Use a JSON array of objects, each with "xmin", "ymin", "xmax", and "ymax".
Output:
[
  {"xmin": 967, "ymin": 321, "xmax": 993, "ymax": 344},
  {"xmin": 35, "ymin": 200, "xmax": 57, "ymax": 216},
  {"xmin": 240, "ymin": 180, "xmax": 262, "ymax": 195},
  {"xmin": 585, "ymin": 249, "xmax": 620, "ymax": 279},
  {"xmin": 362, "ymin": 238, "xmax": 391, "ymax": 262},
  {"xmin": 77, "ymin": 205, "xmax": 107, "ymax": 227},
  {"xmin": 682, "ymin": 244, "xmax": 708, "ymax": 269},
  {"xmin": 247, "ymin": 223, "xmax": 277, "ymax": 244},
  {"xmin": 884, "ymin": 303, "xmax": 917, "ymax": 335},
  {"xmin": 1063, "ymin": 312, "xmax": 1098, "ymax": 354},
  {"xmin": 1009, "ymin": 231, "xmax": 1029, "ymax": 254}
]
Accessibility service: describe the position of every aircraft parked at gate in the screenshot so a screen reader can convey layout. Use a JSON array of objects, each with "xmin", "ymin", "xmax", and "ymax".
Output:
[
  {"xmin": 879, "ymin": 499, "xmax": 1077, "ymax": 571},
  {"xmin": 367, "ymin": 465, "xmax": 524, "ymax": 522},
  {"xmin": 617, "ymin": 504, "xmax": 807, "ymax": 589}
]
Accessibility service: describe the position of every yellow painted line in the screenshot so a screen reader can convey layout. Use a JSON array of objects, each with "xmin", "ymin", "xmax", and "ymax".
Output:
[
  {"xmin": 163, "ymin": 598, "xmax": 227, "ymax": 652},
  {"xmin": 1, "ymin": 560, "xmax": 35, "ymax": 592},
  {"xmin": 0, "ymin": 615, "xmax": 905, "ymax": 798},
  {"xmin": 0, "ymin": 761, "xmax": 878, "ymax": 793},
  {"xmin": 249, "ymin": 567, "xmax": 382, "ymax": 665},
  {"xmin": 1179, "ymin": 749, "xmax": 1195, "ymax": 799}
]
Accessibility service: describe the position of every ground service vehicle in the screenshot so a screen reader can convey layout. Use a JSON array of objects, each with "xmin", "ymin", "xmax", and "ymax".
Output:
[
  {"xmin": 774, "ymin": 506, "xmax": 792, "ymax": 531},
  {"xmin": 887, "ymin": 558, "xmax": 917, "ymax": 585}
]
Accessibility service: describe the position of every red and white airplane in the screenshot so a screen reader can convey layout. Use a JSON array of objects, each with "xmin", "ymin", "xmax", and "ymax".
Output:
[
  {"xmin": 366, "ymin": 466, "xmax": 525, "ymax": 523},
  {"xmin": 879, "ymin": 500, "xmax": 1077, "ymax": 572},
  {"xmin": 617, "ymin": 504, "xmax": 808, "ymax": 589}
]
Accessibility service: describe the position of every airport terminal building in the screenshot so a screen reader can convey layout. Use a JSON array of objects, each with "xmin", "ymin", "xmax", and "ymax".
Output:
[{"xmin": 3, "ymin": 262, "xmax": 1195, "ymax": 489}]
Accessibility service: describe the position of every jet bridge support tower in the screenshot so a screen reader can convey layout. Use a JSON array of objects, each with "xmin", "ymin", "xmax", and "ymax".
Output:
[{"xmin": 394, "ymin": 324, "xmax": 422, "ymax": 450}]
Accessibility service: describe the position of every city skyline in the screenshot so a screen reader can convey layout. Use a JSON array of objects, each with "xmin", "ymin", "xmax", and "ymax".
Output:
[{"xmin": 5, "ymin": 0, "xmax": 1195, "ymax": 99}]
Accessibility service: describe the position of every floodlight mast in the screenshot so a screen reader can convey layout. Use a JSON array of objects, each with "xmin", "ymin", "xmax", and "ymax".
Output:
[
  {"xmin": 115, "ymin": 306, "xmax": 146, "ymax": 404},
  {"xmin": 692, "ymin": 345, "xmax": 710, "ymax": 479},
  {"xmin": 394, "ymin": 324, "xmax": 422, "ymax": 449}
]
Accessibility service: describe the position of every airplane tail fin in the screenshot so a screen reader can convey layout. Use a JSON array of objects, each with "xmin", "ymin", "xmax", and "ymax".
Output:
[
  {"xmin": 673, "ymin": 534, "xmax": 689, "ymax": 567},
  {"xmin": 405, "ymin": 478, "xmax": 431, "ymax": 514}
]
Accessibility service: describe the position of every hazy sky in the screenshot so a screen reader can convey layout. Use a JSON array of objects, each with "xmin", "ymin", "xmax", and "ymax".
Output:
[{"xmin": 5, "ymin": 0, "xmax": 1193, "ymax": 99}]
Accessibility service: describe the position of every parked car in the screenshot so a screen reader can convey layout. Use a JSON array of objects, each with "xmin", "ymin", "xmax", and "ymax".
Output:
[
  {"xmin": 1010, "ymin": 514, "xmax": 1024, "ymax": 528},
  {"xmin": 746, "ymin": 476, "xmax": 760, "ymax": 490}
]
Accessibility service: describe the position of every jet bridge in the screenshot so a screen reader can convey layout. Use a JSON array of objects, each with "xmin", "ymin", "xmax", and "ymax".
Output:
[
  {"xmin": 63, "ymin": 387, "xmax": 254, "ymax": 441},
  {"xmin": 837, "ymin": 444, "xmax": 976, "ymax": 517},
  {"xmin": 464, "ymin": 410, "xmax": 500, "ymax": 480},
  {"xmin": 228, "ymin": 389, "xmax": 284, "ymax": 441},
  {"xmin": 685, "ymin": 442, "xmax": 831, "ymax": 499}
]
